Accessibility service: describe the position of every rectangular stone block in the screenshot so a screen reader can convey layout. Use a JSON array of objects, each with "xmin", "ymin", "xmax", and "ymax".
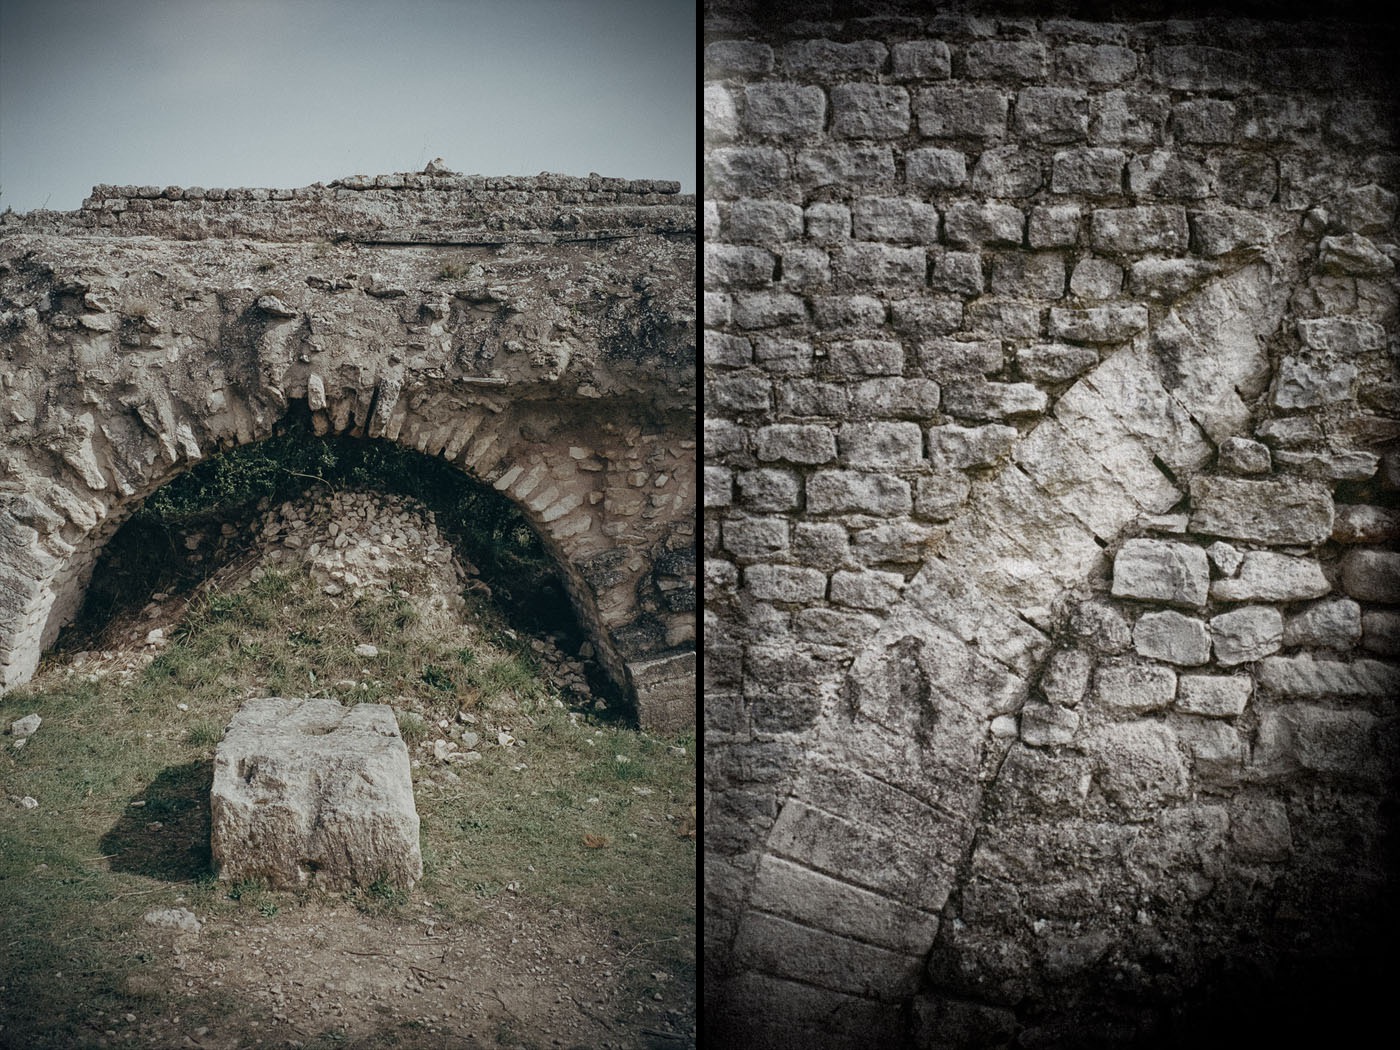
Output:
[
  {"xmin": 750, "ymin": 855, "xmax": 940, "ymax": 956},
  {"xmin": 1189, "ymin": 476, "xmax": 1334, "ymax": 546},
  {"xmin": 211, "ymin": 698, "xmax": 422, "ymax": 890},
  {"xmin": 1112, "ymin": 538, "xmax": 1209, "ymax": 608}
]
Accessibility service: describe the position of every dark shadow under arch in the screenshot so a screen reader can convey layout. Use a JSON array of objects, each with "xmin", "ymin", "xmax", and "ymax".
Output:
[{"xmin": 59, "ymin": 407, "xmax": 624, "ymax": 713}]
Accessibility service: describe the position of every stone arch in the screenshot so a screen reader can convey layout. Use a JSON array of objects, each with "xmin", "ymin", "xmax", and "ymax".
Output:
[{"xmin": 0, "ymin": 170, "xmax": 696, "ymax": 731}]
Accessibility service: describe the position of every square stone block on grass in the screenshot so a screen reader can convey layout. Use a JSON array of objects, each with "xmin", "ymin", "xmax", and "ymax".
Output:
[{"xmin": 211, "ymin": 698, "xmax": 422, "ymax": 891}]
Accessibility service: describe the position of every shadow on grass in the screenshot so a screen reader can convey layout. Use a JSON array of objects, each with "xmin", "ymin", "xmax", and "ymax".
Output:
[{"xmin": 100, "ymin": 760, "xmax": 214, "ymax": 881}]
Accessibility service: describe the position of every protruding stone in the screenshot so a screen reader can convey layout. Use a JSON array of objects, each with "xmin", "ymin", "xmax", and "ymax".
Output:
[
  {"xmin": 1040, "ymin": 649, "xmax": 1093, "ymax": 706},
  {"xmin": 1361, "ymin": 610, "xmax": 1400, "ymax": 656},
  {"xmin": 1228, "ymin": 796, "xmax": 1292, "ymax": 862},
  {"xmin": 211, "ymin": 698, "xmax": 422, "ymax": 890},
  {"xmin": 1206, "ymin": 541, "xmax": 1243, "ymax": 577},
  {"xmin": 1217, "ymin": 437, "xmax": 1270, "ymax": 475},
  {"xmin": 1257, "ymin": 655, "xmax": 1400, "ymax": 698}
]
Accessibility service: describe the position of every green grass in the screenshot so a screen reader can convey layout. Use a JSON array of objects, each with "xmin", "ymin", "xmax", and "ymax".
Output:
[{"xmin": 0, "ymin": 568, "xmax": 694, "ymax": 1047}]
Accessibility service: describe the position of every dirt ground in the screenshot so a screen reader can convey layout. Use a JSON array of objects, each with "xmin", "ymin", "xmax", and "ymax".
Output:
[{"xmin": 72, "ymin": 889, "xmax": 694, "ymax": 1050}]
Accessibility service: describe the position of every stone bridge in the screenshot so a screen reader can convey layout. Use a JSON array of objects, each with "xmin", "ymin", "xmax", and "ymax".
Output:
[{"xmin": 0, "ymin": 166, "xmax": 696, "ymax": 732}]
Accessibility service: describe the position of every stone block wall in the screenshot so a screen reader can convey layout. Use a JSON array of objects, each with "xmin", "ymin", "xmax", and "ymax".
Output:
[{"xmin": 704, "ymin": 2, "xmax": 1399, "ymax": 1045}]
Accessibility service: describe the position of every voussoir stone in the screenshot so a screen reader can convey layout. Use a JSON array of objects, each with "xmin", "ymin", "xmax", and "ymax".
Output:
[{"xmin": 211, "ymin": 698, "xmax": 422, "ymax": 891}]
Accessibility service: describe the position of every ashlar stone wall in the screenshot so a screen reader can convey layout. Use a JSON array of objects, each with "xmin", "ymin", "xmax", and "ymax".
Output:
[
  {"xmin": 704, "ymin": 4, "xmax": 1399, "ymax": 1045},
  {"xmin": 0, "ymin": 168, "xmax": 696, "ymax": 732}
]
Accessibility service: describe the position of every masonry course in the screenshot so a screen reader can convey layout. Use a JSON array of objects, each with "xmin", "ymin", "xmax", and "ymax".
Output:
[{"xmin": 704, "ymin": 3, "xmax": 1399, "ymax": 1045}]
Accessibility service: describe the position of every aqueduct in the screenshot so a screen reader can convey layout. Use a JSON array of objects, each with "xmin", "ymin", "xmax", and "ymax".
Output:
[{"xmin": 0, "ymin": 166, "xmax": 696, "ymax": 731}]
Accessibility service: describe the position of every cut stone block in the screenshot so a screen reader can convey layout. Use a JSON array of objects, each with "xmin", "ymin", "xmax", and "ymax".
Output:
[
  {"xmin": 211, "ymin": 698, "xmax": 422, "ymax": 891},
  {"xmin": 1111, "ymin": 538, "xmax": 1209, "ymax": 608}
]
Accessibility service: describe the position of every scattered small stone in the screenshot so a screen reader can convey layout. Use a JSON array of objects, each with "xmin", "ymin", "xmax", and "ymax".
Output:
[
  {"xmin": 354, "ymin": 643, "xmax": 379, "ymax": 658},
  {"xmin": 143, "ymin": 908, "xmax": 201, "ymax": 933},
  {"xmin": 9, "ymin": 713, "xmax": 41, "ymax": 739}
]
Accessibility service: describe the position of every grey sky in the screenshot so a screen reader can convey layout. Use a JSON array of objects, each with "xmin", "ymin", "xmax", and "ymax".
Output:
[{"xmin": 0, "ymin": 0, "xmax": 695, "ymax": 212}]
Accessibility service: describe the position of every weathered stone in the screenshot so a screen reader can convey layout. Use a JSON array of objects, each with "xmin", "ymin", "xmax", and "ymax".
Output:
[
  {"xmin": 1283, "ymin": 598, "xmax": 1362, "ymax": 650},
  {"xmin": 807, "ymin": 471, "xmax": 912, "ymax": 516},
  {"xmin": 831, "ymin": 84, "xmax": 911, "ymax": 139},
  {"xmin": 1175, "ymin": 719, "xmax": 1245, "ymax": 783},
  {"xmin": 1217, "ymin": 437, "xmax": 1270, "ymax": 475},
  {"xmin": 1228, "ymin": 796, "xmax": 1292, "ymax": 863},
  {"xmin": 1272, "ymin": 357, "xmax": 1357, "ymax": 409},
  {"xmin": 1296, "ymin": 317, "xmax": 1387, "ymax": 355},
  {"xmin": 211, "ymin": 698, "xmax": 422, "ymax": 890},
  {"xmin": 1209, "ymin": 552, "xmax": 1330, "ymax": 603},
  {"xmin": 1258, "ymin": 655, "xmax": 1400, "ymax": 698},
  {"xmin": 1175, "ymin": 674, "xmax": 1250, "ymax": 718},
  {"xmin": 1210, "ymin": 606, "xmax": 1283, "ymax": 666},
  {"xmin": 1093, "ymin": 659, "xmax": 1177, "ymax": 712},
  {"xmin": 1361, "ymin": 610, "xmax": 1400, "ymax": 656},
  {"xmin": 1017, "ymin": 343, "xmax": 1098, "ymax": 383},
  {"xmin": 1020, "ymin": 702, "xmax": 1081, "ymax": 747},
  {"xmin": 927, "ymin": 424, "xmax": 1018, "ymax": 470},
  {"xmin": 1040, "ymin": 649, "xmax": 1093, "ymax": 707},
  {"xmin": 1252, "ymin": 704, "xmax": 1381, "ymax": 779},
  {"xmin": 942, "ymin": 381, "xmax": 1047, "ymax": 420},
  {"xmin": 914, "ymin": 87, "xmax": 1009, "ymax": 139},
  {"xmin": 1332, "ymin": 505, "xmax": 1400, "ymax": 545},
  {"xmin": 1318, "ymin": 233, "xmax": 1394, "ymax": 277},
  {"xmin": 1340, "ymin": 549, "xmax": 1400, "ymax": 603},
  {"xmin": 906, "ymin": 148, "xmax": 968, "ymax": 190},
  {"xmin": 1206, "ymin": 541, "xmax": 1243, "ymax": 577},
  {"xmin": 745, "ymin": 564, "xmax": 827, "ymax": 603},
  {"xmin": 1189, "ymin": 477, "xmax": 1334, "ymax": 546},
  {"xmin": 1048, "ymin": 304, "xmax": 1147, "ymax": 343},
  {"xmin": 1111, "ymin": 539, "xmax": 1209, "ymax": 608},
  {"xmin": 1090, "ymin": 206, "xmax": 1188, "ymax": 254},
  {"xmin": 1088, "ymin": 721, "xmax": 1188, "ymax": 808},
  {"xmin": 1133, "ymin": 610, "xmax": 1210, "ymax": 666}
]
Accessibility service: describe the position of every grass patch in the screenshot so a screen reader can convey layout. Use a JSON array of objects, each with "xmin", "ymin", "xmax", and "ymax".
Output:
[{"xmin": 0, "ymin": 568, "xmax": 694, "ymax": 1046}]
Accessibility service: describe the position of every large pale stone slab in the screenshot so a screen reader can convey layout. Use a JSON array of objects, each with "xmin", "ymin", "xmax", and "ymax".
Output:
[
  {"xmin": 212, "ymin": 698, "xmax": 422, "ymax": 890},
  {"xmin": 1189, "ymin": 477, "xmax": 1334, "ymax": 545}
]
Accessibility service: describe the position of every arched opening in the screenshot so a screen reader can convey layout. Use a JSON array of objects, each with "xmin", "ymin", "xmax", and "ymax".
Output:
[{"xmin": 50, "ymin": 407, "xmax": 627, "ymax": 719}]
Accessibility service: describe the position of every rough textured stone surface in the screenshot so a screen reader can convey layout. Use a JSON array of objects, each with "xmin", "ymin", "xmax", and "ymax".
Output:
[
  {"xmin": 1210, "ymin": 606, "xmax": 1284, "ymax": 666},
  {"xmin": 1341, "ymin": 550, "xmax": 1400, "ymax": 603},
  {"xmin": 211, "ymin": 698, "xmax": 422, "ymax": 890},
  {"xmin": 1133, "ymin": 610, "xmax": 1210, "ymax": 665},
  {"xmin": 705, "ymin": 7, "xmax": 1399, "ymax": 1045},
  {"xmin": 0, "ymin": 169, "xmax": 696, "ymax": 732},
  {"xmin": 1111, "ymin": 539, "xmax": 1209, "ymax": 608},
  {"xmin": 1176, "ymin": 673, "xmax": 1251, "ymax": 717},
  {"xmin": 1209, "ymin": 552, "xmax": 1330, "ymax": 603},
  {"xmin": 1189, "ymin": 477, "xmax": 1335, "ymax": 546}
]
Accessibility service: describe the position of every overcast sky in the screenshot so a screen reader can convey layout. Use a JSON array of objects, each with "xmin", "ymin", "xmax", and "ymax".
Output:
[{"xmin": 0, "ymin": 0, "xmax": 695, "ymax": 212}]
